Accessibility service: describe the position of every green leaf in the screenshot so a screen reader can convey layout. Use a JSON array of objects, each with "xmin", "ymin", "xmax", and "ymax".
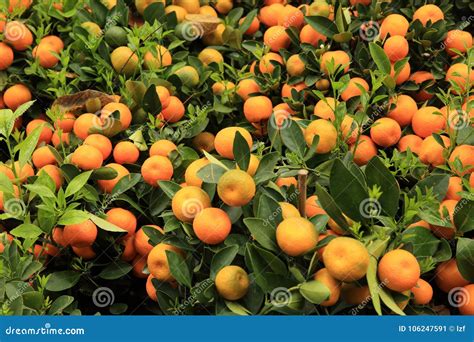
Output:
[
  {"xmin": 143, "ymin": 84, "xmax": 161, "ymax": 115},
  {"xmin": 456, "ymin": 238, "xmax": 474, "ymax": 282},
  {"xmin": 65, "ymin": 171, "xmax": 92, "ymax": 198},
  {"xmin": 298, "ymin": 280, "xmax": 330, "ymax": 304},
  {"xmin": 99, "ymin": 261, "xmax": 133, "ymax": 280},
  {"xmin": 410, "ymin": 174, "xmax": 450, "ymax": 201},
  {"xmin": 238, "ymin": 9, "xmax": 258, "ymax": 34},
  {"xmin": 166, "ymin": 250, "xmax": 192, "ymax": 288},
  {"xmin": 254, "ymin": 152, "xmax": 279, "ymax": 185},
  {"xmin": 314, "ymin": 184, "xmax": 350, "ymax": 231},
  {"xmin": 366, "ymin": 257, "xmax": 382, "ymax": 315},
  {"xmin": 280, "ymin": 118, "xmax": 306, "ymax": 158},
  {"xmin": 365, "ymin": 157, "xmax": 399, "ymax": 217},
  {"xmin": 90, "ymin": 214, "xmax": 127, "ymax": 232},
  {"xmin": 249, "ymin": 243, "xmax": 287, "ymax": 276},
  {"xmin": 233, "ymin": 131, "xmax": 251, "ymax": 172},
  {"xmin": 91, "ymin": 166, "xmax": 119, "ymax": 180},
  {"xmin": 111, "ymin": 173, "xmax": 141, "ymax": 195},
  {"xmin": 46, "ymin": 271, "xmax": 81, "ymax": 291},
  {"xmin": 454, "ymin": 200, "xmax": 474, "ymax": 233},
  {"xmin": 48, "ymin": 295, "xmax": 75, "ymax": 315},
  {"xmin": 57, "ymin": 210, "xmax": 90, "ymax": 225},
  {"xmin": 329, "ymin": 159, "xmax": 369, "ymax": 222},
  {"xmin": 243, "ymin": 218, "xmax": 278, "ymax": 252},
  {"xmin": 10, "ymin": 224, "xmax": 43, "ymax": 239},
  {"xmin": 224, "ymin": 300, "xmax": 250, "ymax": 315},
  {"xmin": 19, "ymin": 125, "xmax": 43, "ymax": 169},
  {"xmin": 379, "ymin": 288, "xmax": 406, "ymax": 316},
  {"xmin": 210, "ymin": 245, "xmax": 239, "ymax": 279},
  {"xmin": 256, "ymin": 194, "xmax": 282, "ymax": 228},
  {"xmin": 368, "ymin": 42, "xmax": 391, "ymax": 74},
  {"xmin": 305, "ymin": 16, "xmax": 338, "ymax": 38},
  {"xmin": 401, "ymin": 227, "xmax": 439, "ymax": 259},
  {"xmin": 197, "ymin": 163, "xmax": 227, "ymax": 184},
  {"xmin": 158, "ymin": 181, "xmax": 182, "ymax": 199}
]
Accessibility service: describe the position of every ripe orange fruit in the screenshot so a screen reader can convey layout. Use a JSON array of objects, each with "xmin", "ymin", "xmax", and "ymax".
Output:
[
  {"xmin": 340, "ymin": 77, "xmax": 369, "ymax": 101},
  {"xmin": 198, "ymin": 48, "xmax": 223, "ymax": 66},
  {"xmin": 378, "ymin": 249, "xmax": 420, "ymax": 292},
  {"xmin": 314, "ymin": 97, "xmax": 338, "ymax": 121},
  {"xmin": 458, "ymin": 284, "xmax": 474, "ymax": 315},
  {"xmin": 286, "ymin": 54, "xmax": 305, "ymax": 77},
  {"xmin": 26, "ymin": 119, "xmax": 53, "ymax": 145},
  {"xmin": 411, "ymin": 279, "xmax": 433, "ymax": 305},
  {"xmin": 445, "ymin": 176, "xmax": 463, "ymax": 201},
  {"xmin": 259, "ymin": 3, "xmax": 285, "ymax": 27},
  {"xmin": 72, "ymin": 246, "xmax": 96, "ymax": 259},
  {"xmin": 446, "ymin": 63, "xmax": 474, "ymax": 94},
  {"xmin": 413, "ymin": 4, "xmax": 444, "ymax": 26},
  {"xmin": 323, "ymin": 237, "xmax": 370, "ymax": 282},
  {"xmin": 3, "ymin": 84, "xmax": 32, "ymax": 111},
  {"xmin": 444, "ymin": 30, "xmax": 472, "ymax": 56},
  {"xmin": 134, "ymin": 225, "xmax": 163, "ymax": 256},
  {"xmin": 63, "ymin": 219, "xmax": 98, "ymax": 247},
  {"xmin": 121, "ymin": 236, "xmax": 137, "ymax": 262},
  {"xmin": 84, "ymin": 134, "xmax": 113, "ymax": 159},
  {"xmin": 278, "ymin": 4, "xmax": 304, "ymax": 28},
  {"xmin": 305, "ymin": 195, "xmax": 326, "ymax": 217},
  {"xmin": 409, "ymin": 71, "xmax": 435, "ymax": 101},
  {"xmin": 106, "ymin": 208, "xmax": 137, "ymax": 238},
  {"xmin": 172, "ymin": 186, "xmax": 211, "ymax": 222},
  {"xmin": 11, "ymin": 161, "xmax": 34, "ymax": 183},
  {"xmin": 299, "ymin": 24, "xmax": 327, "ymax": 46},
  {"xmin": 192, "ymin": 132, "xmax": 215, "ymax": 152},
  {"xmin": 449, "ymin": 145, "xmax": 474, "ymax": 176},
  {"xmin": 97, "ymin": 163, "xmax": 130, "ymax": 193},
  {"xmin": 215, "ymin": 127, "xmax": 253, "ymax": 160},
  {"xmin": 370, "ymin": 117, "xmax": 401, "ymax": 147},
  {"xmin": 147, "ymin": 243, "xmax": 184, "ymax": 281},
  {"xmin": 161, "ymin": 96, "xmax": 185, "ymax": 123},
  {"xmin": 54, "ymin": 112, "xmax": 75, "ymax": 132},
  {"xmin": 279, "ymin": 202, "xmax": 300, "ymax": 219},
  {"xmin": 340, "ymin": 115, "xmax": 359, "ymax": 144},
  {"xmin": 431, "ymin": 199, "xmax": 458, "ymax": 240},
  {"xmin": 259, "ymin": 52, "xmax": 284, "ymax": 74},
  {"xmin": 132, "ymin": 255, "xmax": 148, "ymax": 278},
  {"xmin": 212, "ymin": 80, "xmax": 235, "ymax": 95},
  {"xmin": 193, "ymin": 207, "xmax": 231, "ymax": 244},
  {"xmin": 341, "ymin": 283, "xmax": 370, "ymax": 305},
  {"xmin": 320, "ymin": 50, "xmax": 350, "ymax": 74},
  {"xmin": 155, "ymin": 85, "xmax": 171, "ymax": 108},
  {"xmin": 314, "ymin": 268, "xmax": 341, "ymax": 306},
  {"xmin": 263, "ymin": 25, "xmax": 290, "ymax": 52},
  {"xmin": 175, "ymin": 66, "xmax": 200, "ymax": 87},
  {"xmin": 387, "ymin": 94, "xmax": 417, "ymax": 127},
  {"xmin": 407, "ymin": 220, "xmax": 430, "ymax": 229},
  {"xmin": 390, "ymin": 61, "xmax": 411, "ymax": 85},
  {"xmin": 383, "ymin": 36, "xmax": 409, "ymax": 62},
  {"xmin": 243, "ymin": 96, "xmax": 273, "ymax": 122},
  {"xmin": 215, "ymin": 265, "xmax": 250, "ymax": 301},
  {"xmin": 146, "ymin": 275, "xmax": 158, "ymax": 302},
  {"xmin": 150, "ymin": 139, "xmax": 177, "ymax": 157},
  {"xmin": 236, "ymin": 78, "xmax": 261, "ymax": 100},
  {"xmin": 4, "ymin": 21, "xmax": 33, "ymax": 51},
  {"xmin": 101, "ymin": 102, "xmax": 132, "ymax": 130},
  {"xmin": 141, "ymin": 155, "xmax": 173, "ymax": 186},
  {"xmin": 418, "ymin": 135, "xmax": 450, "ymax": 166},
  {"xmin": 113, "ymin": 141, "xmax": 139, "ymax": 164},
  {"xmin": 397, "ymin": 134, "xmax": 423, "ymax": 154},
  {"xmin": 275, "ymin": 177, "xmax": 297, "ymax": 188},
  {"xmin": 185, "ymin": 158, "xmax": 210, "ymax": 187},
  {"xmin": 110, "ymin": 46, "xmax": 139, "ymax": 76},
  {"xmin": 412, "ymin": 106, "xmax": 445, "ymax": 138},
  {"xmin": 276, "ymin": 217, "xmax": 318, "ymax": 256},
  {"xmin": 32, "ymin": 36, "xmax": 63, "ymax": 68},
  {"xmin": 217, "ymin": 169, "xmax": 256, "ymax": 207},
  {"xmin": 281, "ymin": 82, "xmax": 307, "ymax": 99},
  {"xmin": 379, "ymin": 14, "xmax": 409, "ymax": 39},
  {"xmin": 32, "ymin": 146, "xmax": 56, "ymax": 169},
  {"xmin": 0, "ymin": 42, "xmax": 14, "ymax": 70},
  {"xmin": 304, "ymin": 119, "xmax": 337, "ymax": 154},
  {"xmin": 73, "ymin": 113, "xmax": 98, "ymax": 140},
  {"xmin": 71, "ymin": 145, "xmax": 103, "ymax": 170},
  {"xmin": 350, "ymin": 135, "xmax": 378, "ymax": 166},
  {"xmin": 435, "ymin": 259, "xmax": 469, "ymax": 293}
]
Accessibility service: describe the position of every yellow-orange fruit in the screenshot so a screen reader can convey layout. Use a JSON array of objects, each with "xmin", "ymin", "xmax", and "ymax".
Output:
[
  {"xmin": 378, "ymin": 249, "xmax": 420, "ymax": 292},
  {"xmin": 276, "ymin": 217, "xmax": 318, "ymax": 256}
]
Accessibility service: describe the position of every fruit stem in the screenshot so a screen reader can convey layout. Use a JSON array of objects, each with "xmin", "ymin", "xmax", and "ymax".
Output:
[{"xmin": 297, "ymin": 169, "xmax": 308, "ymax": 217}]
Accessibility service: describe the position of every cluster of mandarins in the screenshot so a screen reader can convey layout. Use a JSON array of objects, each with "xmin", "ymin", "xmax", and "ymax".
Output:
[{"xmin": 0, "ymin": 0, "xmax": 473, "ymax": 315}]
